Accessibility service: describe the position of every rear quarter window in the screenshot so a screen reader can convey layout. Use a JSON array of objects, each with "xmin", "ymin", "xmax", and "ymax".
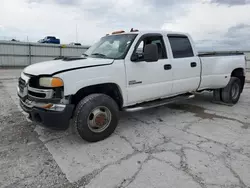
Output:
[{"xmin": 168, "ymin": 35, "xmax": 194, "ymax": 58}]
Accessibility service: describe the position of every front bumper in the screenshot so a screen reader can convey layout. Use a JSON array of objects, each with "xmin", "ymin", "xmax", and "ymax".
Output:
[{"xmin": 20, "ymin": 99, "xmax": 74, "ymax": 130}]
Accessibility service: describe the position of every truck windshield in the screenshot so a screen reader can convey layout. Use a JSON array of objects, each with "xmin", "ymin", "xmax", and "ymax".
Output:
[{"xmin": 84, "ymin": 34, "xmax": 137, "ymax": 59}]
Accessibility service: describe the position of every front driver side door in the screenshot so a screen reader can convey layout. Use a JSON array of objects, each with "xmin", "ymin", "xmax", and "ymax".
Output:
[{"xmin": 125, "ymin": 34, "xmax": 173, "ymax": 105}]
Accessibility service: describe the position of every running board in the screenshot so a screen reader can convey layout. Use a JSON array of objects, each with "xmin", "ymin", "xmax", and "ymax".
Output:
[{"xmin": 123, "ymin": 94, "xmax": 195, "ymax": 112}]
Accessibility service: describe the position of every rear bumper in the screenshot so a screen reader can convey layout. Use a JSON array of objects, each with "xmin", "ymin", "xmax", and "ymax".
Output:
[{"xmin": 20, "ymin": 99, "xmax": 74, "ymax": 130}]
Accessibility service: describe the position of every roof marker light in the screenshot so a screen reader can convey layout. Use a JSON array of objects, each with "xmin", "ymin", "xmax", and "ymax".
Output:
[{"xmin": 112, "ymin": 30, "xmax": 125, "ymax": 34}]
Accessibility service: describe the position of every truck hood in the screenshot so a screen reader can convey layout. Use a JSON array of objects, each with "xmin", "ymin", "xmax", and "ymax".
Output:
[{"xmin": 23, "ymin": 58, "xmax": 114, "ymax": 76}]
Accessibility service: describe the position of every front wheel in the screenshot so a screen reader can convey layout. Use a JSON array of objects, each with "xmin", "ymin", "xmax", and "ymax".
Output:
[
  {"xmin": 221, "ymin": 77, "xmax": 242, "ymax": 104},
  {"xmin": 74, "ymin": 94, "xmax": 119, "ymax": 142}
]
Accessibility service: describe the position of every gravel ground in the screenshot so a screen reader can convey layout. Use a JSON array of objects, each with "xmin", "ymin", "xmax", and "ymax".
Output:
[
  {"xmin": 0, "ymin": 81, "xmax": 72, "ymax": 188},
  {"xmin": 0, "ymin": 69, "xmax": 250, "ymax": 188}
]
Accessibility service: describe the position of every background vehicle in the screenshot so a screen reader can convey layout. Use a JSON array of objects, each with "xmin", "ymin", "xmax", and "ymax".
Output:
[
  {"xmin": 11, "ymin": 39, "xmax": 20, "ymax": 42},
  {"xmin": 38, "ymin": 36, "xmax": 60, "ymax": 44},
  {"xmin": 18, "ymin": 30, "xmax": 246, "ymax": 142},
  {"xmin": 69, "ymin": 42, "xmax": 81, "ymax": 46}
]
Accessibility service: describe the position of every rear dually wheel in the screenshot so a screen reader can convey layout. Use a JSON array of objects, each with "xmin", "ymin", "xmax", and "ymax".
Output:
[{"xmin": 221, "ymin": 77, "xmax": 242, "ymax": 104}]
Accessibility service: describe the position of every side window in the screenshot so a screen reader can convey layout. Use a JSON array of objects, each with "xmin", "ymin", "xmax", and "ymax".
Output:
[
  {"xmin": 168, "ymin": 36, "xmax": 194, "ymax": 58},
  {"xmin": 151, "ymin": 40, "xmax": 161, "ymax": 45},
  {"xmin": 135, "ymin": 41, "xmax": 144, "ymax": 56},
  {"xmin": 133, "ymin": 36, "xmax": 167, "ymax": 61}
]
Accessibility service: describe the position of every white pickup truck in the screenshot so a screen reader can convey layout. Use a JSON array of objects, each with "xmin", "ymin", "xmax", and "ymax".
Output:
[{"xmin": 17, "ymin": 30, "xmax": 247, "ymax": 142}]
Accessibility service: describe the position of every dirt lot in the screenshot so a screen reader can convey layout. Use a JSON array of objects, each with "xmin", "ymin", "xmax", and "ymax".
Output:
[{"xmin": 1, "ymin": 69, "xmax": 250, "ymax": 188}]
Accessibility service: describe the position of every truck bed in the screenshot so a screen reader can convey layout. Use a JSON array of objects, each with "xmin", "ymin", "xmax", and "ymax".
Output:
[{"xmin": 198, "ymin": 52, "xmax": 246, "ymax": 90}]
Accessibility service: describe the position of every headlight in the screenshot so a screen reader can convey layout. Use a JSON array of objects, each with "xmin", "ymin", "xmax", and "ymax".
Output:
[{"xmin": 39, "ymin": 77, "xmax": 64, "ymax": 87}]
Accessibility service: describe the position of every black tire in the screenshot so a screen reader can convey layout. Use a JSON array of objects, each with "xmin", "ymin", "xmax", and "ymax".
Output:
[
  {"xmin": 213, "ymin": 89, "xmax": 222, "ymax": 101},
  {"xmin": 221, "ymin": 77, "xmax": 241, "ymax": 104},
  {"xmin": 74, "ymin": 94, "xmax": 119, "ymax": 142}
]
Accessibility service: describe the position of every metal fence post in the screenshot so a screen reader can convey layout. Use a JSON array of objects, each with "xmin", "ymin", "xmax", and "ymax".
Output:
[
  {"xmin": 60, "ymin": 45, "xmax": 62, "ymax": 57},
  {"xmin": 29, "ymin": 44, "xmax": 31, "ymax": 65}
]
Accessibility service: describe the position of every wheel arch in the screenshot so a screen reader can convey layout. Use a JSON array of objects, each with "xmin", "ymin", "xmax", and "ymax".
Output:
[
  {"xmin": 71, "ymin": 83, "xmax": 124, "ymax": 109},
  {"xmin": 231, "ymin": 68, "xmax": 245, "ymax": 92}
]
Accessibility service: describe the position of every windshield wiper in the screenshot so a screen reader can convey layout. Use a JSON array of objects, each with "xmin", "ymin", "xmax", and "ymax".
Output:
[
  {"xmin": 82, "ymin": 53, "xmax": 88, "ymax": 57},
  {"xmin": 91, "ymin": 53, "xmax": 107, "ymax": 57}
]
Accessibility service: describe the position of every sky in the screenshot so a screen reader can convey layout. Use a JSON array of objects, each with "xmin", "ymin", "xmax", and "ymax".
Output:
[{"xmin": 1, "ymin": 0, "xmax": 250, "ymax": 51}]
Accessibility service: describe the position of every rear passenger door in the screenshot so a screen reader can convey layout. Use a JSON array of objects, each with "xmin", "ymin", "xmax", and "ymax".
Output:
[{"xmin": 167, "ymin": 35, "xmax": 201, "ymax": 94}]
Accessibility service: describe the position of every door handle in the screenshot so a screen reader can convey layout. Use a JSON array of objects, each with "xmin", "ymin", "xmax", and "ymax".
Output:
[
  {"xmin": 164, "ymin": 64, "xmax": 172, "ymax": 70},
  {"xmin": 190, "ymin": 62, "xmax": 197, "ymax": 67}
]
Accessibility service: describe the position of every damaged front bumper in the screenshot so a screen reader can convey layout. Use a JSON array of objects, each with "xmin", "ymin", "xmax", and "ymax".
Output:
[
  {"xmin": 17, "ymin": 73, "xmax": 74, "ymax": 130},
  {"xmin": 17, "ymin": 82, "xmax": 74, "ymax": 130},
  {"xmin": 19, "ymin": 98, "xmax": 74, "ymax": 130}
]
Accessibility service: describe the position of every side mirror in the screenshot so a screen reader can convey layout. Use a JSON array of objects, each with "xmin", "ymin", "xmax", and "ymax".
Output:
[
  {"xmin": 144, "ymin": 44, "xmax": 159, "ymax": 62},
  {"xmin": 131, "ymin": 53, "xmax": 139, "ymax": 61},
  {"xmin": 131, "ymin": 52, "xmax": 144, "ymax": 62}
]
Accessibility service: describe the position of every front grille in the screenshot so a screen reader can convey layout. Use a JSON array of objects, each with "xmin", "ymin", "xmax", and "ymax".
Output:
[
  {"xmin": 18, "ymin": 77, "xmax": 26, "ymax": 93},
  {"xmin": 18, "ymin": 74, "xmax": 61, "ymax": 101},
  {"xmin": 27, "ymin": 86, "xmax": 54, "ymax": 99},
  {"xmin": 28, "ymin": 90, "xmax": 46, "ymax": 98}
]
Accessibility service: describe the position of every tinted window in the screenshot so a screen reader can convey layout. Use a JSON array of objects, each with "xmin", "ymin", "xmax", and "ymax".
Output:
[{"xmin": 168, "ymin": 36, "xmax": 194, "ymax": 58}]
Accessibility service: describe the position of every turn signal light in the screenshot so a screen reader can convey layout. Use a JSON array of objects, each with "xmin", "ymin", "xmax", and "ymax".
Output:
[
  {"xmin": 51, "ymin": 78, "xmax": 64, "ymax": 87},
  {"xmin": 39, "ymin": 77, "xmax": 64, "ymax": 87},
  {"xmin": 42, "ymin": 103, "xmax": 53, "ymax": 109}
]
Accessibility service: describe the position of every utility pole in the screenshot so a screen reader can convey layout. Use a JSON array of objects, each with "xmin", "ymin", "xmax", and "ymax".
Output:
[{"xmin": 76, "ymin": 24, "xmax": 78, "ymax": 42}]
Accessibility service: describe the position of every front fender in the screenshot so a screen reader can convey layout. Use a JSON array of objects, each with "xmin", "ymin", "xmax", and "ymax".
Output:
[{"xmin": 54, "ymin": 62, "xmax": 127, "ymax": 105}]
